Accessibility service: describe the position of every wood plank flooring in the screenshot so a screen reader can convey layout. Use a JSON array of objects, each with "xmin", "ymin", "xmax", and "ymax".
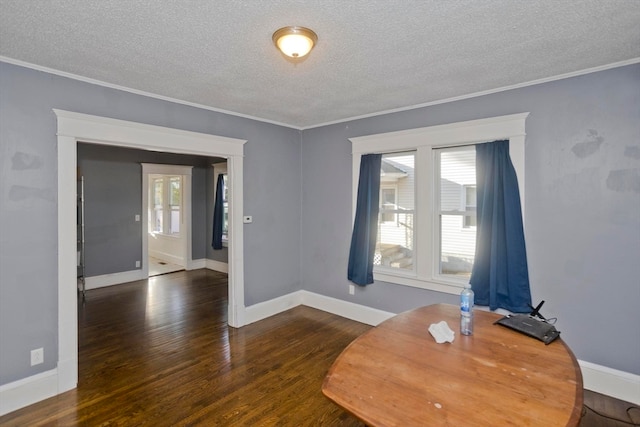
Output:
[
  {"xmin": 1, "ymin": 270, "xmax": 368, "ymax": 426},
  {"xmin": 1, "ymin": 269, "xmax": 637, "ymax": 426}
]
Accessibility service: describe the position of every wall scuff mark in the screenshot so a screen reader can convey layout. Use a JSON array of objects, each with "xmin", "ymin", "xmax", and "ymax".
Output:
[
  {"xmin": 11, "ymin": 152, "xmax": 42, "ymax": 170},
  {"xmin": 624, "ymin": 146, "xmax": 640, "ymax": 160},
  {"xmin": 8, "ymin": 185, "xmax": 55, "ymax": 202},
  {"xmin": 571, "ymin": 129, "xmax": 604, "ymax": 158},
  {"xmin": 606, "ymin": 169, "xmax": 640, "ymax": 193}
]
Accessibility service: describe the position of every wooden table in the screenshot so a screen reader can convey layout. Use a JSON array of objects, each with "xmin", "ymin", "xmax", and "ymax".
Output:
[{"xmin": 322, "ymin": 304, "xmax": 583, "ymax": 426}]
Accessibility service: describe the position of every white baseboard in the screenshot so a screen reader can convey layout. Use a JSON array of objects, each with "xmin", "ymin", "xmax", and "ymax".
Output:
[
  {"xmin": 148, "ymin": 250, "xmax": 184, "ymax": 267},
  {"xmin": 84, "ymin": 269, "xmax": 146, "ymax": 290},
  {"xmin": 244, "ymin": 291, "xmax": 303, "ymax": 325},
  {"xmin": 242, "ymin": 291, "xmax": 396, "ymax": 327},
  {"xmin": 205, "ymin": 259, "xmax": 228, "ymax": 273},
  {"xmin": 0, "ymin": 369, "xmax": 59, "ymax": 416},
  {"xmin": 84, "ymin": 261, "xmax": 227, "ymax": 290},
  {"xmin": 579, "ymin": 360, "xmax": 640, "ymax": 405},
  {"xmin": 188, "ymin": 259, "xmax": 207, "ymax": 270},
  {"xmin": 299, "ymin": 290, "xmax": 395, "ymax": 326}
]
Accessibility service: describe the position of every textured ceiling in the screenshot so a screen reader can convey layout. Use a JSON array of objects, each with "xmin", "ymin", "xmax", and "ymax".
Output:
[{"xmin": 1, "ymin": 0, "xmax": 639, "ymax": 129}]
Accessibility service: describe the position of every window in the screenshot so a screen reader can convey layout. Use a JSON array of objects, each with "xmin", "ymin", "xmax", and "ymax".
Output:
[
  {"xmin": 350, "ymin": 113, "xmax": 527, "ymax": 295},
  {"xmin": 150, "ymin": 175, "xmax": 182, "ymax": 236},
  {"xmin": 376, "ymin": 153, "xmax": 415, "ymax": 271},
  {"xmin": 213, "ymin": 163, "xmax": 229, "ymax": 245},
  {"xmin": 436, "ymin": 146, "xmax": 476, "ymax": 279},
  {"xmin": 221, "ymin": 173, "xmax": 229, "ymax": 242}
]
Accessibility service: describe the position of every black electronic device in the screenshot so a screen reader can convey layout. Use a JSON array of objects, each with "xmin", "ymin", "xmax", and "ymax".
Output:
[{"xmin": 494, "ymin": 301, "xmax": 560, "ymax": 345}]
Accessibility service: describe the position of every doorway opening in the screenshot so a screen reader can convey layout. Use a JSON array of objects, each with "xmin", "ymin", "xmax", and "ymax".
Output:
[
  {"xmin": 142, "ymin": 164, "xmax": 194, "ymax": 277},
  {"xmin": 55, "ymin": 109, "xmax": 247, "ymax": 395}
]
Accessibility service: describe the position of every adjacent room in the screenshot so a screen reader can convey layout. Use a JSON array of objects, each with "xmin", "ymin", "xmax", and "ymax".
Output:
[{"xmin": 0, "ymin": 1, "xmax": 638, "ymax": 425}]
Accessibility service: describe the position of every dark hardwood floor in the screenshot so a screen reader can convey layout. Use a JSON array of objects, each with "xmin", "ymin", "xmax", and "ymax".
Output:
[{"xmin": 0, "ymin": 269, "xmax": 637, "ymax": 426}]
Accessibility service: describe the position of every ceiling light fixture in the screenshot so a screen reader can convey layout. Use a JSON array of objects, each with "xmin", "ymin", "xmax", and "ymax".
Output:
[{"xmin": 272, "ymin": 26, "xmax": 318, "ymax": 59}]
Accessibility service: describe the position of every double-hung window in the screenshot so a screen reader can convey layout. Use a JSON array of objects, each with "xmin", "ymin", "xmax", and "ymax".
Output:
[
  {"xmin": 350, "ymin": 113, "xmax": 528, "ymax": 295},
  {"xmin": 150, "ymin": 175, "xmax": 182, "ymax": 236}
]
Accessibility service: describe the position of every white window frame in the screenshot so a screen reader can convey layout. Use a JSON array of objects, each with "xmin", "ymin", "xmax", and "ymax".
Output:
[
  {"xmin": 213, "ymin": 162, "xmax": 229, "ymax": 246},
  {"xmin": 350, "ymin": 113, "xmax": 528, "ymax": 295}
]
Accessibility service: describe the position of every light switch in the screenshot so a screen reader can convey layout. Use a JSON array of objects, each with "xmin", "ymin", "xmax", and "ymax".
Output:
[{"xmin": 135, "ymin": 214, "xmax": 140, "ymax": 222}]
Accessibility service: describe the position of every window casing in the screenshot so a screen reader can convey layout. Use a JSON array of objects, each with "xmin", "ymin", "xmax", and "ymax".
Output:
[{"xmin": 350, "ymin": 113, "xmax": 528, "ymax": 295}]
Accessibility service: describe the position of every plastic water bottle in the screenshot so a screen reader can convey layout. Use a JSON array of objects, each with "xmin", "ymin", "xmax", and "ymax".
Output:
[{"xmin": 460, "ymin": 284, "xmax": 474, "ymax": 335}]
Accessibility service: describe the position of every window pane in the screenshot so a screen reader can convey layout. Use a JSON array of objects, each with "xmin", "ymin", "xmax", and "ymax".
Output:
[
  {"xmin": 154, "ymin": 179, "xmax": 163, "ymax": 205},
  {"xmin": 437, "ymin": 147, "xmax": 476, "ymax": 278},
  {"xmin": 154, "ymin": 208, "xmax": 163, "ymax": 233},
  {"xmin": 170, "ymin": 208, "xmax": 180, "ymax": 234},
  {"xmin": 381, "ymin": 188, "xmax": 396, "ymax": 223},
  {"xmin": 464, "ymin": 185, "xmax": 477, "ymax": 228},
  {"xmin": 169, "ymin": 176, "xmax": 181, "ymax": 206},
  {"xmin": 375, "ymin": 152, "xmax": 415, "ymax": 271},
  {"xmin": 167, "ymin": 176, "xmax": 181, "ymax": 235}
]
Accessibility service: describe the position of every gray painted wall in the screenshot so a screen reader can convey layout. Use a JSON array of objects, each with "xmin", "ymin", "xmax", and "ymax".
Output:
[
  {"xmin": 0, "ymin": 61, "xmax": 301, "ymax": 385},
  {"xmin": 301, "ymin": 64, "xmax": 640, "ymax": 375},
  {"xmin": 77, "ymin": 143, "xmax": 216, "ymax": 276},
  {"xmin": 0, "ymin": 58, "xmax": 637, "ymax": 389}
]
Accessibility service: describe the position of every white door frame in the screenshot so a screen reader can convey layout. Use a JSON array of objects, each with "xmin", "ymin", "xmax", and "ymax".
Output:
[
  {"xmin": 55, "ymin": 109, "xmax": 247, "ymax": 395},
  {"xmin": 142, "ymin": 164, "xmax": 193, "ymax": 275}
]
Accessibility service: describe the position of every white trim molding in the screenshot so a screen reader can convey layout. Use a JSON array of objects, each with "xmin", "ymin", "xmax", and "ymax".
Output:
[
  {"xmin": 299, "ymin": 291, "xmax": 395, "ymax": 326},
  {"xmin": 84, "ymin": 270, "xmax": 147, "ymax": 290},
  {"xmin": 580, "ymin": 360, "xmax": 640, "ymax": 405},
  {"xmin": 243, "ymin": 290, "xmax": 395, "ymax": 327},
  {"xmin": 206, "ymin": 259, "xmax": 229, "ymax": 274},
  {"xmin": 51, "ymin": 109, "xmax": 246, "ymax": 414},
  {"xmin": 0, "ymin": 369, "xmax": 59, "ymax": 416}
]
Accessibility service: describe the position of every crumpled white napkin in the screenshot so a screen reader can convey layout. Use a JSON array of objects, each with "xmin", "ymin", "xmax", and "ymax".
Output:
[{"xmin": 428, "ymin": 320, "xmax": 455, "ymax": 344}]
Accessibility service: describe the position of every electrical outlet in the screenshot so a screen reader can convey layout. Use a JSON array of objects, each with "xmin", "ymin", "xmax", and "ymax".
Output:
[
  {"xmin": 135, "ymin": 260, "xmax": 141, "ymax": 268},
  {"xmin": 31, "ymin": 348, "xmax": 44, "ymax": 366},
  {"xmin": 349, "ymin": 285, "xmax": 355, "ymax": 295}
]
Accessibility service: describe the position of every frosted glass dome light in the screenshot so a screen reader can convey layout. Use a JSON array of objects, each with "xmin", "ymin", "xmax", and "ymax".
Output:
[{"xmin": 273, "ymin": 26, "xmax": 318, "ymax": 58}]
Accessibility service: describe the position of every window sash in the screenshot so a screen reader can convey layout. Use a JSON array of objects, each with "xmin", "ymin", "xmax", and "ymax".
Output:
[{"xmin": 434, "ymin": 145, "xmax": 476, "ymax": 283}]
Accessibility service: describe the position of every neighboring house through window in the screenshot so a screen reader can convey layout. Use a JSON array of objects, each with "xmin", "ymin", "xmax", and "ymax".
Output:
[{"xmin": 350, "ymin": 113, "xmax": 527, "ymax": 295}]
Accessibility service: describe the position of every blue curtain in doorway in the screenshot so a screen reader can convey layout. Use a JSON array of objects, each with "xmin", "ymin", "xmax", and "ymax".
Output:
[
  {"xmin": 212, "ymin": 174, "xmax": 224, "ymax": 250},
  {"xmin": 470, "ymin": 140, "xmax": 532, "ymax": 312},
  {"xmin": 348, "ymin": 154, "xmax": 382, "ymax": 286}
]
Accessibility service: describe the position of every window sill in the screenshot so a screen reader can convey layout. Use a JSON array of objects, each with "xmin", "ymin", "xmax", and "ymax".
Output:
[
  {"xmin": 149, "ymin": 232, "xmax": 182, "ymax": 239},
  {"xmin": 373, "ymin": 271, "xmax": 466, "ymax": 296}
]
